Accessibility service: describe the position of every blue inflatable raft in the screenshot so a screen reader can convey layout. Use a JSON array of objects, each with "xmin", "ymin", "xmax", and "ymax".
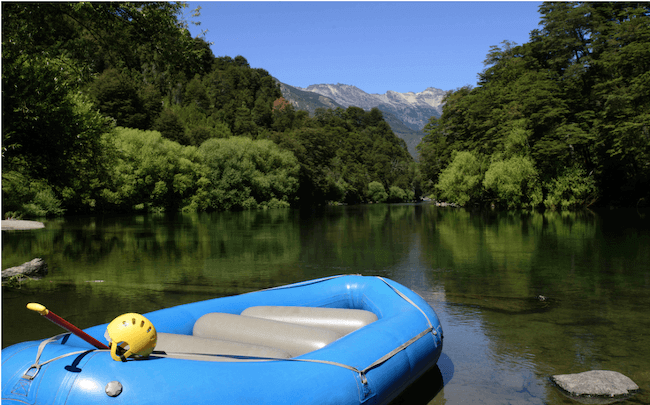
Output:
[{"xmin": 2, "ymin": 275, "xmax": 443, "ymax": 404}]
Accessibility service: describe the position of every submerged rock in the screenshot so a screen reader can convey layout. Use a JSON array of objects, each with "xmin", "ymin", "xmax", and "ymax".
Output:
[{"xmin": 551, "ymin": 370, "xmax": 639, "ymax": 401}]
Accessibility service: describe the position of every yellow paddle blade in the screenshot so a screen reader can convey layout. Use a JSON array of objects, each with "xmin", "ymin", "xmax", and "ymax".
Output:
[{"xmin": 27, "ymin": 303, "xmax": 49, "ymax": 315}]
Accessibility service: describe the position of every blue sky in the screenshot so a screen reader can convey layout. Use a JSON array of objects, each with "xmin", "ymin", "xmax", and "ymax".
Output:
[{"xmin": 183, "ymin": 2, "xmax": 543, "ymax": 94}]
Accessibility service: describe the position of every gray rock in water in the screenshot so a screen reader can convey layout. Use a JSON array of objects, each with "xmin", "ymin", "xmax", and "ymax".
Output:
[
  {"xmin": 2, "ymin": 258, "xmax": 48, "ymax": 280},
  {"xmin": 551, "ymin": 370, "xmax": 639, "ymax": 398}
]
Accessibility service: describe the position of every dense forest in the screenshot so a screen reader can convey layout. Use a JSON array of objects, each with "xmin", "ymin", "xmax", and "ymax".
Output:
[
  {"xmin": 3, "ymin": 2, "xmax": 649, "ymax": 217},
  {"xmin": 418, "ymin": 2, "xmax": 650, "ymax": 209},
  {"xmin": 2, "ymin": 2, "xmax": 414, "ymax": 217}
]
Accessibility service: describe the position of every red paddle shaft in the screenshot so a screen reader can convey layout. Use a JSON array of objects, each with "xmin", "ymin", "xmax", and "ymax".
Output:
[{"xmin": 27, "ymin": 303, "xmax": 109, "ymax": 349}]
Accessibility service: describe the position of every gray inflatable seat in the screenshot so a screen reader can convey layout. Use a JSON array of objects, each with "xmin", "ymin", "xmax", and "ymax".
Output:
[
  {"xmin": 155, "ymin": 332, "xmax": 292, "ymax": 362},
  {"xmin": 240, "ymin": 306, "xmax": 378, "ymax": 335},
  {"xmin": 193, "ymin": 313, "xmax": 343, "ymax": 357}
]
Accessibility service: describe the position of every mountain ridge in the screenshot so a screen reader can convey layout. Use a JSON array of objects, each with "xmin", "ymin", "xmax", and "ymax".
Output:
[
  {"xmin": 277, "ymin": 81, "xmax": 448, "ymax": 160},
  {"xmin": 277, "ymin": 81, "xmax": 345, "ymax": 115},
  {"xmin": 299, "ymin": 83, "xmax": 446, "ymax": 131}
]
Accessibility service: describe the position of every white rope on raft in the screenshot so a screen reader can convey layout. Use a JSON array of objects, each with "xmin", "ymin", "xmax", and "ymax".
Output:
[{"xmin": 22, "ymin": 334, "xmax": 108, "ymax": 380}]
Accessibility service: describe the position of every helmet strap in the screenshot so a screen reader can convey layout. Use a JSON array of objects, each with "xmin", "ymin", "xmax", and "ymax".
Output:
[{"xmin": 110, "ymin": 342, "xmax": 129, "ymax": 362}]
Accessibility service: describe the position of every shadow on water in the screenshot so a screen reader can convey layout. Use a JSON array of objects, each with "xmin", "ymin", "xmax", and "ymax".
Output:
[
  {"xmin": 437, "ymin": 353, "xmax": 454, "ymax": 386},
  {"xmin": 387, "ymin": 353, "xmax": 453, "ymax": 404}
]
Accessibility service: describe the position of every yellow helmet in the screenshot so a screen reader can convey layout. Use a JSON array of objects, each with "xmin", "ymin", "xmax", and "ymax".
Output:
[{"xmin": 104, "ymin": 313, "xmax": 157, "ymax": 362}]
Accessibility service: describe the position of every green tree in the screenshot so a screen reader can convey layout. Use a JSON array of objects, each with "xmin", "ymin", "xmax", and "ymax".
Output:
[
  {"xmin": 2, "ymin": 1, "xmax": 426, "ymax": 214},
  {"xmin": 284, "ymin": 127, "xmax": 341, "ymax": 204},
  {"xmin": 88, "ymin": 68, "xmax": 159, "ymax": 129},
  {"xmin": 1, "ymin": 2, "xmax": 198, "ymax": 82},
  {"xmin": 1, "ymin": 1, "xmax": 209, "ymax": 215},
  {"xmin": 271, "ymin": 106, "xmax": 415, "ymax": 205},
  {"xmin": 1, "ymin": 52, "xmax": 113, "ymax": 214},
  {"xmin": 417, "ymin": 2, "xmax": 650, "ymax": 209},
  {"xmin": 153, "ymin": 108, "xmax": 188, "ymax": 144},
  {"xmin": 417, "ymin": 116, "xmax": 450, "ymax": 192},
  {"xmin": 183, "ymin": 74, "xmax": 210, "ymax": 110}
]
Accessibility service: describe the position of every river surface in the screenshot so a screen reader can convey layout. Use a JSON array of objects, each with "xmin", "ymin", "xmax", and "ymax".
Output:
[{"xmin": 2, "ymin": 204, "xmax": 649, "ymax": 404}]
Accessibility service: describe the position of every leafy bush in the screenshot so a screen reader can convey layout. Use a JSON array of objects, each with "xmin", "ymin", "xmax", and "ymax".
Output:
[
  {"xmin": 388, "ymin": 186, "xmax": 408, "ymax": 203},
  {"xmin": 436, "ymin": 151, "xmax": 484, "ymax": 206},
  {"xmin": 100, "ymin": 128, "xmax": 202, "ymax": 212},
  {"xmin": 544, "ymin": 165, "xmax": 597, "ymax": 210},
  {"xmin": 483, "ymin": 156, "xmax": 542, "ymax": 209},
  {"xmin": 100, "ymin": 129, "xmax": 300, "ymax": 212},
  {"xmin": 193, "ymin": 137, "xmax": 300, "ymax": 211},
  {"xmin": 367, "ymin": 181, "xmax": 388, "ymax": 203},
  {"xmin": 2, "ymin": 171, "xmax": 65, "ymax": 218}
]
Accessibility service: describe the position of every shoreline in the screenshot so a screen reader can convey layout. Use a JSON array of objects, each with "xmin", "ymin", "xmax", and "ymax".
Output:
[{"xmin": 1, "ymin": 219, "xmax": 45, "ymax": 230}]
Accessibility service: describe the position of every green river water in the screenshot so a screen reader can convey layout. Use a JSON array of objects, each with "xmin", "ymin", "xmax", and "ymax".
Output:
[{"xmin": 2, "ymin": 203, "xmax": 649, "ymax": 404}]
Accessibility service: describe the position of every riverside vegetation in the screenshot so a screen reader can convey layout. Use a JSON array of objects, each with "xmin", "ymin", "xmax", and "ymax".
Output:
[
  {"xmin": 418, "ymin": 2, "xmax": 650, "ymax": 210},
  {"xmin": 2, "ymin": 3, "xmax": 414, "ymax": 217},
  {"xmin": 2, "ymin": 2, "xmax": 649, "ymax": 218}
]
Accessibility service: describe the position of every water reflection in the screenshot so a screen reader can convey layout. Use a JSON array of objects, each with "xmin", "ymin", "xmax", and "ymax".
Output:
[{"xmin": 2, "ymin": 205, "xmax": 649, "ymax": 404}]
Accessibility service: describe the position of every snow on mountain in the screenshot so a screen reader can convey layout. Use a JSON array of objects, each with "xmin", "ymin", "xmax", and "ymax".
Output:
[{"xmin": 299, "ymin": 84, "xmax": 446, "ymax": 131}]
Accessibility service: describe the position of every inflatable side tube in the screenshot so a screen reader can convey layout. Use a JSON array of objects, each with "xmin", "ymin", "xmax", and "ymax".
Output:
[
  {"xmin": 240, "ymin": 306, "xmax": 378, "ymax": 335},
  {"xmin": 193, "ymin": 313, "xmax": 343, "ymax": 357},
  {"xmin": 155, "ymin": 332, "xmax": 292, "ymax": 362}
]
